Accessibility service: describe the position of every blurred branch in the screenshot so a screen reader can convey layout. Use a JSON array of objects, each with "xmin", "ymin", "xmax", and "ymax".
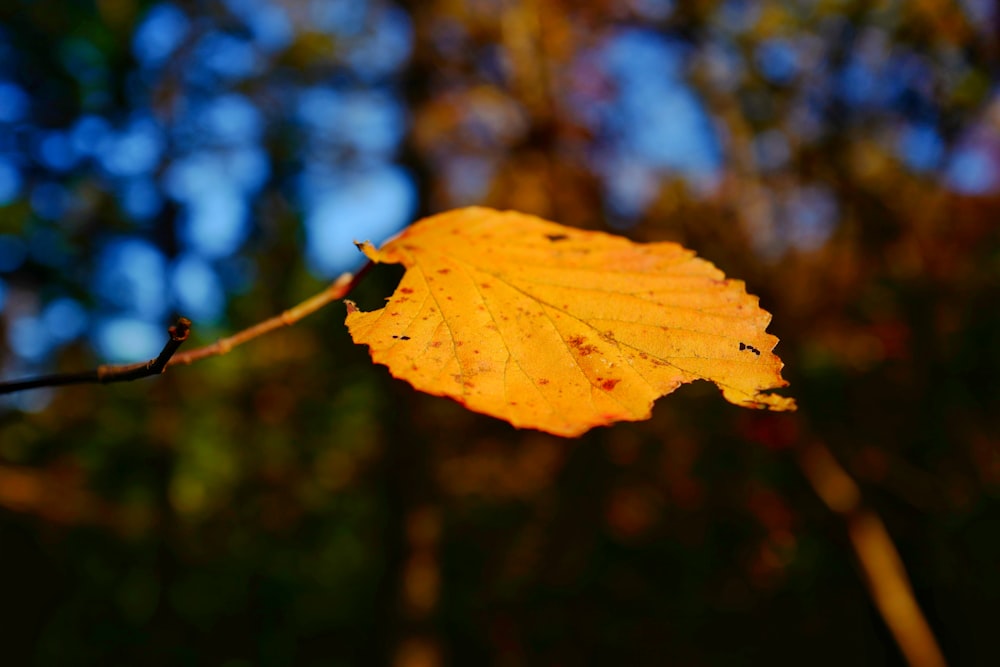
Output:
[
  {"xmin": 501, "ymin": 0, "xmax": 550, "ymax": 118},
  {"xmin": 0, "ymin": 266, "xmax": 371, "ymax": 395},
  {"xmin": 797, "ymin": 441, "xmax": 948, "ymax": 667}
]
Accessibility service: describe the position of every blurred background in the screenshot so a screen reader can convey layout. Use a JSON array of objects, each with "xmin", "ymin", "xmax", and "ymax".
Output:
[{"xmin": 1, "ymin": 0, "xmax": 999, "ymax": 665}]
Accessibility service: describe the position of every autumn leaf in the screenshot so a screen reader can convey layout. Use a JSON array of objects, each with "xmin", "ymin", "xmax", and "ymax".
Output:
[{"xmin": 346, "ymin": 207, "xmax": 795, "ymax": 437}]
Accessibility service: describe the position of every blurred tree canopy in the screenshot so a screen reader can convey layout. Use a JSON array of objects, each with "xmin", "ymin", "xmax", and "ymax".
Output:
[{"xmin": 1, "ymin": 0, "xmax": 999, "ymax": 665}]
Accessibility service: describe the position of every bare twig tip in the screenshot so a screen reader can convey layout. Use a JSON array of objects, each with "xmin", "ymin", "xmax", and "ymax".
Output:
[{"xmin": 170, "ymin": 317, "xmax": 192, "ymax": 342}]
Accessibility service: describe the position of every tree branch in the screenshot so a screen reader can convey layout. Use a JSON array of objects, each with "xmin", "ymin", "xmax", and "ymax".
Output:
[
  {"xmin": 0, "ymin": 318, "xmax": 191, "ymax": 395},
  {"xmin": 0, "ymin": 265, "xmax": 371, "ymax": 395}
]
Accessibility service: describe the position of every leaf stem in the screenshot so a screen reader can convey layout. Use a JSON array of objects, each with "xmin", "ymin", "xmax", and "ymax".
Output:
[{"xmin": 168, "ymin": 266, "xmax": 369, "ymax": 367}]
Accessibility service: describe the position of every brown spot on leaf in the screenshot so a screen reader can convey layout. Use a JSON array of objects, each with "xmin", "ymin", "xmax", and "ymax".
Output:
[
  {"xmin": 437, "ymin": 268, "xmax": 451, "ymax": 274},
  {"xmin": 538, "ymin": 378, "xmax": 550, "ymax": 385},
  {"xmin": 430, "ymin": 341, "xmax": 442, "ymax": 348},
  {"xmin": 545, "ymin": 233, "xmax": 569, "ymax": 242},
  {"xmin": 400, "ymin": 287, "xmax": 414, "ymax": 294},
  {"xmin": 567, "ymin": 334, "xmax": 599, "ymax": 356},
  {"xmin": 601, "ymin": 378, "xmax": 620, "ymax": 391}
]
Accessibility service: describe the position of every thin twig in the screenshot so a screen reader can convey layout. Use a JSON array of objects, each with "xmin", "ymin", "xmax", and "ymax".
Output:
[
  {"xmin": 0, "ymin": 264, "xmax": 371, "ymax": 395},
  {"xmin": 168, "ymin": 266, "xmax": 369, "ymax": 367},
  {"xmin": 797, "ymin": 440, "xmax": 948, "ymax": 667},
  {"xmin": 0, "ymin": 318, "xmax": 191, "ymax": 395}
]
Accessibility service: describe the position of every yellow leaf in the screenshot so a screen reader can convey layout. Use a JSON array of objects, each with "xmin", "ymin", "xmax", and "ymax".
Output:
[{"xmin": 346, "ymin": 207, "xmax": 795, "ymax": 437}]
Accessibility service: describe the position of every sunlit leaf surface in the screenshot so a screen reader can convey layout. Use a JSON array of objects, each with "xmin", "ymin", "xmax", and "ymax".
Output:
[{"xmin": 347, "ymin": 207, "xmax": 795, "ymax": 436}]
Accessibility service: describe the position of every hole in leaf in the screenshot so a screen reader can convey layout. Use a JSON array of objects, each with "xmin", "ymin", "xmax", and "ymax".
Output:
[{"xmin": 349, "ymin": 263, "xmax": 406, "ymax": 311}]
